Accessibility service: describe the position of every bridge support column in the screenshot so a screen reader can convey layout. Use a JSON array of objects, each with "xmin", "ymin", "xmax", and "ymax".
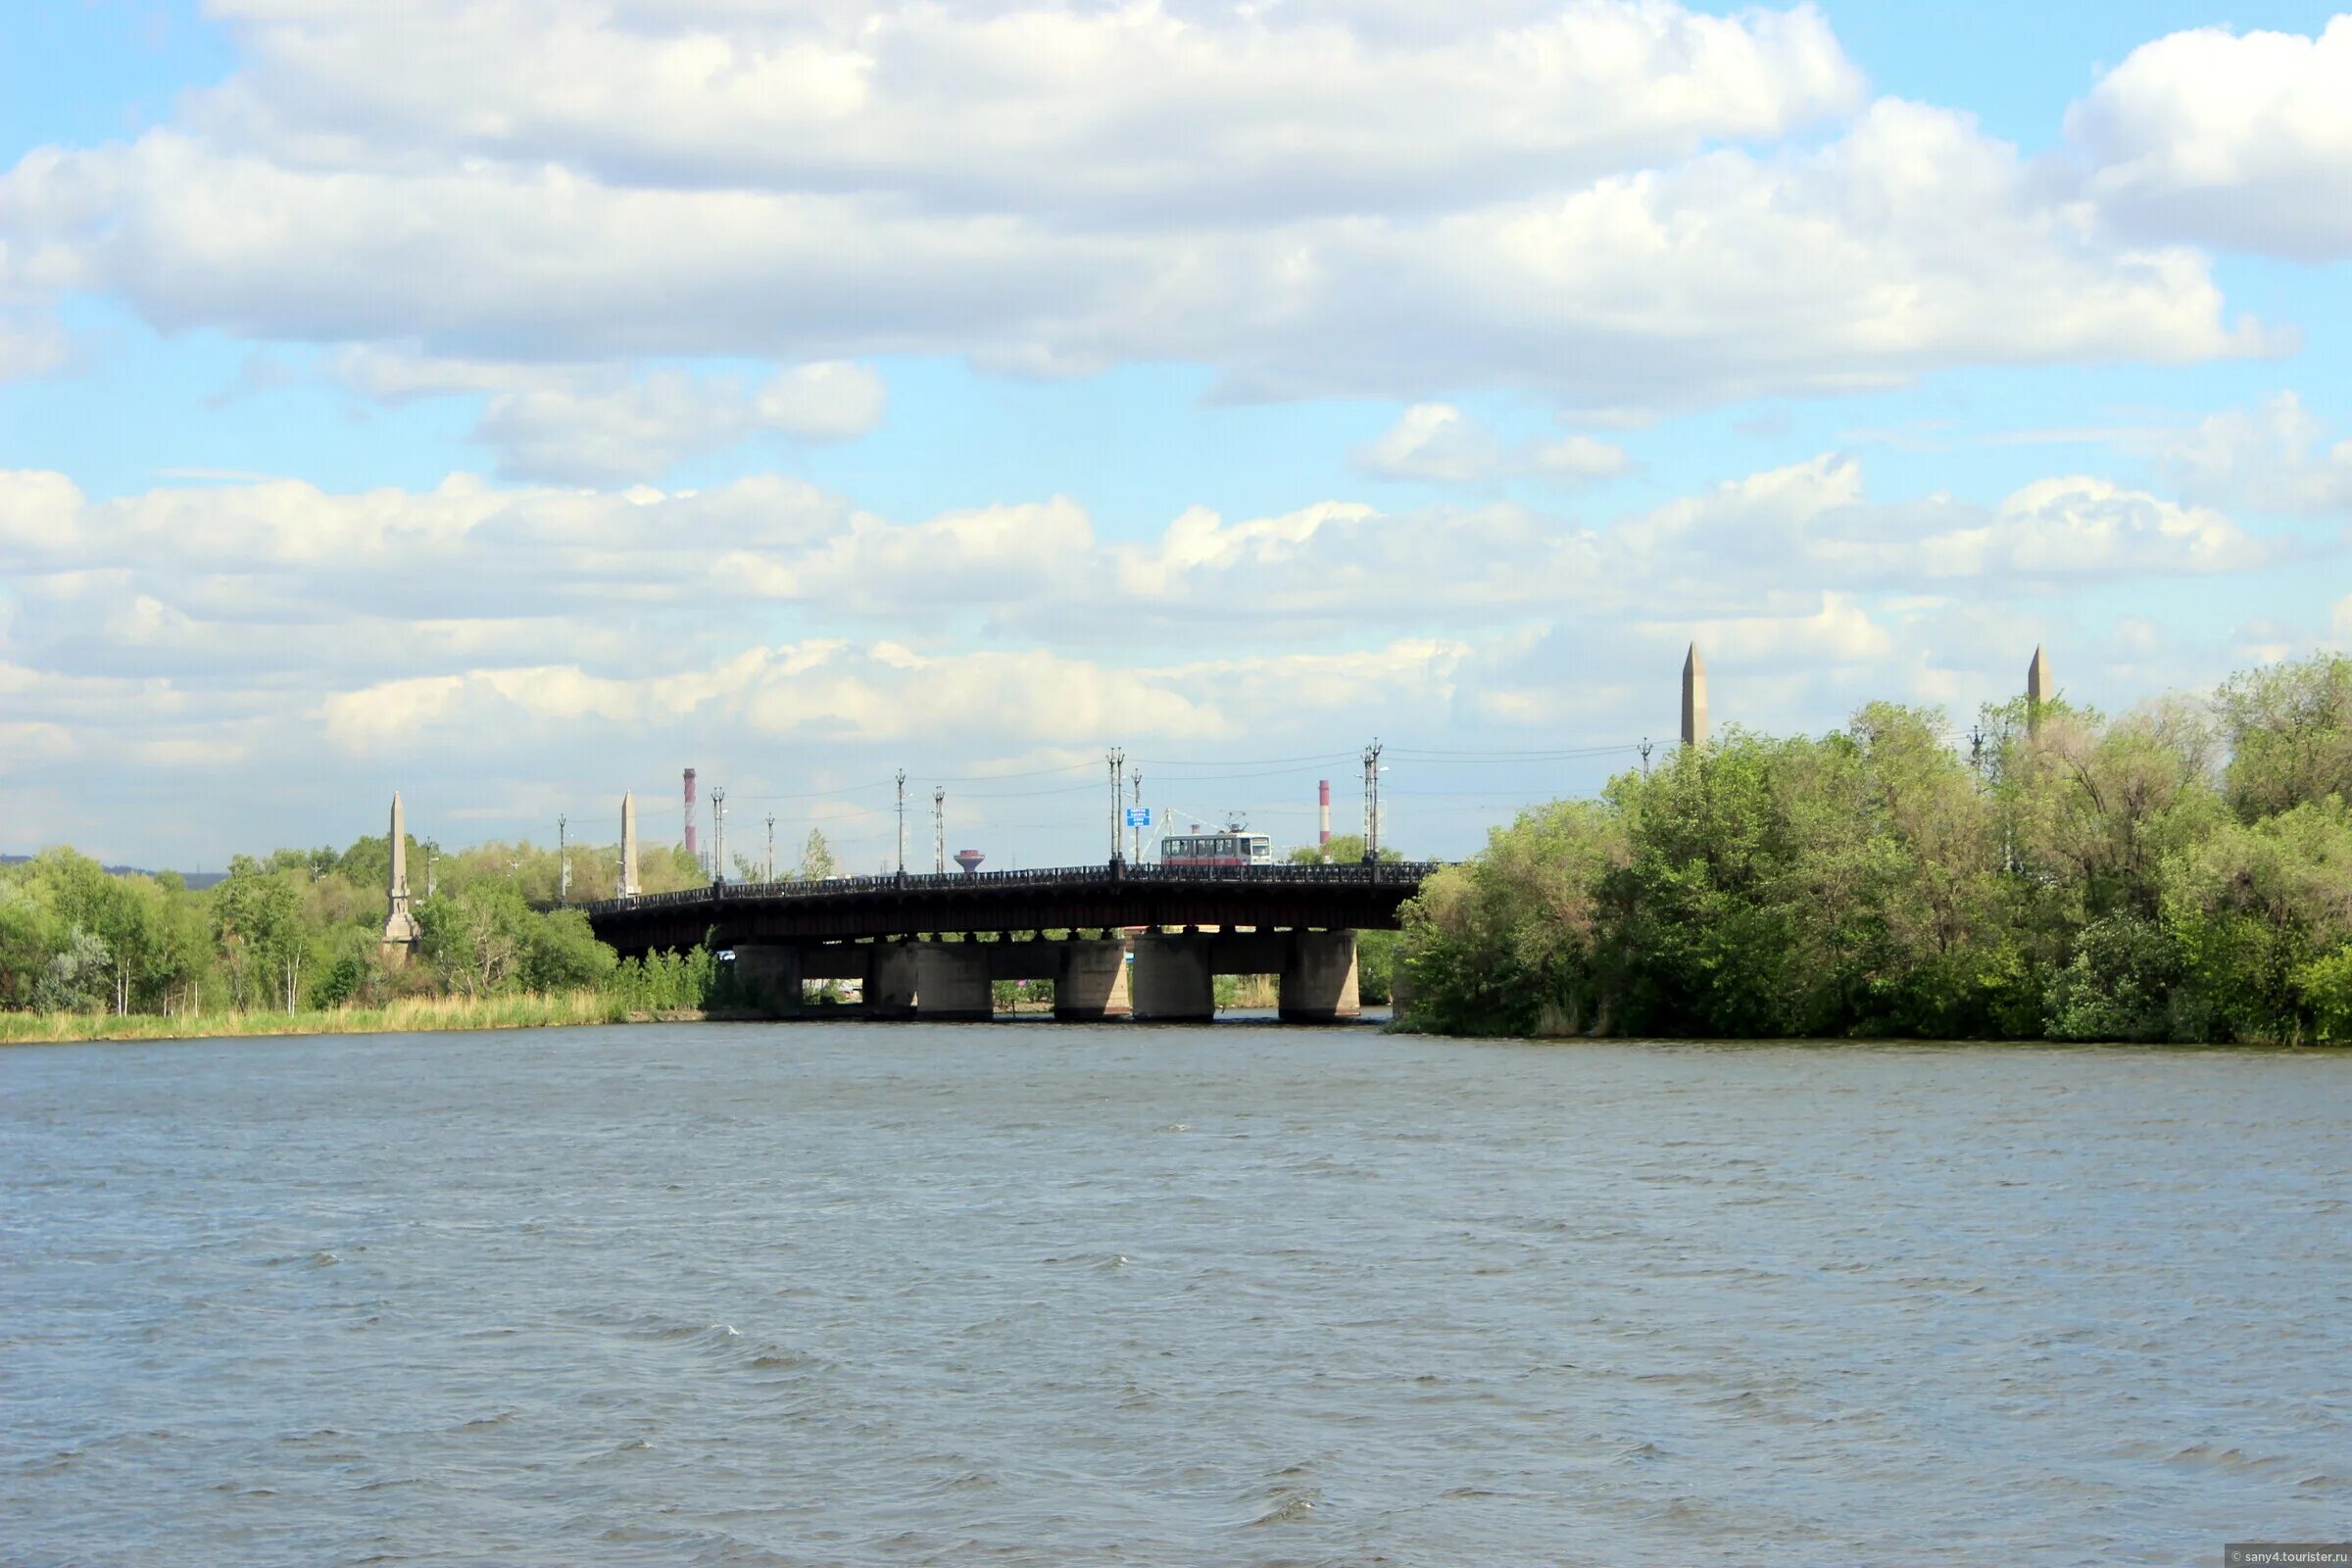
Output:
[
  {"xmin": 1131, "ymin": 934, "xmax": 1214, "ymax": 1022},
  {"xmin": 913, "ymin": 944, "xmax": 993, "ymax": 1021},
  {"xmin": 867, "ymin": 945, "xmax": 919, "ymax": 1018},
  {"xmin": 1054, "ymin": 940, "xmax": 1132, "ymax": 1021},
  {"xmin": 1279, "ymin": 930, "xmax": 1360, "ymax": 1023},
  {"xmin": 731, "ymin": 943, "xmax": 804, "ymax": 1017}
]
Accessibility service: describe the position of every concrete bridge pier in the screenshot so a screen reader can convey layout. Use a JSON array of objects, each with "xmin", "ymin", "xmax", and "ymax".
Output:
[
  {"xmin": 1054, "ymin": 939, "xmax": 1132, "ymax": 1021},
  {"xmin": 1131, "ymin": 933, "xmax": 1214, "ymax": 1022},
  {"xmin": 868, "ymin": 944, "xmax": 920, "ymax": 1017},
  {"xmin": 913, "ymin": 943, "xmax": 993, "ymax": 1021},
  {"xmin": 732, "ymin": 943, "xmax": 804, "ymax": 1016},
  {"xmin": 1279, "ymin": 931, "xmax": 1360, "ymax": 1023}
]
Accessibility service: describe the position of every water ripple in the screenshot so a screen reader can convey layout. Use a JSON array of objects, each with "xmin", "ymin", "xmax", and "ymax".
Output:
[{"xmin": 3, "ymin": 1024, "xmax": 2347, "ymax": 1566}]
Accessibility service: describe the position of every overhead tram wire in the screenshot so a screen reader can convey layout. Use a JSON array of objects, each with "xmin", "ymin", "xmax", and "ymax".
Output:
[
  {"xmin": 1383, "ymin": 752, "xmax": 1646, "ymax": 770},
  {"xmin": 1137, "ymin": 751, "xmax": 1358, "ymax": 768},
  {"xmin": 557, "ymin": 741, "xmax": 1642, "ymax": 840}
]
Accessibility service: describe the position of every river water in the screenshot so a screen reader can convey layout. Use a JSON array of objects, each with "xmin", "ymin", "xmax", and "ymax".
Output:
[{"xmin": 4, "ymin": 1024, "xmax": 2347, "ymax": 1566}]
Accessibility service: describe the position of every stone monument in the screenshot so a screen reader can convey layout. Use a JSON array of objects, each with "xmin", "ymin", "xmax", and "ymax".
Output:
[
  {"xmin": 2027, "ymin": 644, "xmax": 2052, "ymax": 737},
  {"xmin": 1681, "ymin": 642, "xmax": 1710, "ymax": 748},
  {"xmin": 380, "ymin": 792, "xmax": 419, "ymax": 964}
]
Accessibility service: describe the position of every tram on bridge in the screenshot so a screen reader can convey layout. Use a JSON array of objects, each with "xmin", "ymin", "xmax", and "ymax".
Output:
[{"xmin": 1158, "ymin": 827, "xmax": 1275, "ymax": 867}]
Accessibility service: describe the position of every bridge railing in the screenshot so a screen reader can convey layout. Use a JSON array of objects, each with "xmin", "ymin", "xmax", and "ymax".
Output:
[{"xmin": 582, "ymin": 859, "xmax": 1440, "ymax": 915}]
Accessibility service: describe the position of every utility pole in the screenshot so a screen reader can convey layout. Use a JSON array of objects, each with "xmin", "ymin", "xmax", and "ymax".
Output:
[
  {"xmin": 1641, "ymin": 737, "xmax": 1653, "ymax": 778},
  {"xmin": 896, "ymin": 769, "xmax": 907, "ymax": 875},
  {"xmin": 1969, "ymin": 724, "xmax": 1987, "ymax": 787},
  {"xmin": 933, "ymin": 787, "xmax": 945, "ymax": 874},
  {"xmin": 558, "ymin": 813, "xmax": 569, "ymax": 904},
  {"xmin": 1107, "ymin": 748, "xmax": 1126, "ymax": 864},
  {"xmin": 426, "ymin": 840, "xmax": 437, "ymax": 899},
  {"xmin": 1361, "ymin": 739, "xmax": 1383, "ymax": 862},
  {"xmin": 765, "ymin": 813, "xmax": 776, "ymax": 881},
  {"xmin": 1131, "ymin": 768, "xmax": 1144, "ymax": 864},
  {"xmin": 711, "ymin": 787, "xmax": 727, "ymax": 886}
]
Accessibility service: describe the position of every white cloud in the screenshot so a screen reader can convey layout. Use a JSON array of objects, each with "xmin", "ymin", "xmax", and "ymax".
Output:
[
  {"xmin": 751, "ymin": 362, "xmax": 888, "ymax": 440},
  {"xmin": 188, "ymin": 0, "xmax": 1864, "ymax": 220},
  {"xmin": 1356, "ymin": 405, "xmax": 1506, "ymax": 482},
  {"xmin": 1605, "ymin": 458, "xmax": 2275, "ymax": 595},
  {"xmin": 0, "ymin": 452, "xmax": 2325, "ymax": 862},
  {"xmin": 313, "ymin": 637, "xmax": 1477, "ymax": 758},
  {"xmin": 0, "ymin": 16, "xmax": 2269, "ymax": 408},
  {"xmin": 0, "ymin": 454, "xmax": 2279, "ymax": 690},
  {"xmin": 476, "ymin": 363, "xmax": 885, "ymax": 483},
  {"xmin": 2071, "ymin": 18, "xmax": 2352, "ymax": 259},
  {"xmin": 1666, "ymin": 591, "xmax": 1893, "ymax": 664},
  {"xmin": 327, "ymin": 345, "xmax": 581, "ymax": 403},
  {"xmin": 1354, "ymin": 404, "xmax": 1631, "ymax": 484},
  {"xmin": 1934, "ymin": 476, "xmax": 2270, "ymax": 579},
  {"xmin": 2154, "ymin": 392, "xmax": 2352, "ymax": 516},
  {"xmin": 1528, "ymin": 434, "xmax": 1635, "ymax": 482},
  {"xmin": 325, "ymin": 350, "xmax": 886, "ymax": 482}
]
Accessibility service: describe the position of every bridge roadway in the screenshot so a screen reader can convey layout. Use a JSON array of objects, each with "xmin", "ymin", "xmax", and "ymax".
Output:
[
  {"xmin": 581, "ymin": 860, "xmax": 1436, "ymax": 1024},
  {"xmin": 582, "ymin": 860, "xmax": 1432, "ymax": 954}
]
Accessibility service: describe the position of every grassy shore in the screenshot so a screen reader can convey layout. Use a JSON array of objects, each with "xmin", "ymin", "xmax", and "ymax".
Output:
[{"xmin": 0, "ymin": 991, "xmax": 703, "ymax": 1046}]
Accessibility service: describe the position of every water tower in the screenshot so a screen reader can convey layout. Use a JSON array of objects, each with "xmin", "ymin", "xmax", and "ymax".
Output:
[{"xmin": 954, "ymin": 849, "xmax": 985, "ymax": 875}]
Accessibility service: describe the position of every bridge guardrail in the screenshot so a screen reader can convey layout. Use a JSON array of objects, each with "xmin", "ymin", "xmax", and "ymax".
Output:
[{"xmin": 582, "ymin": 860, "xmax": 1440, "ymax": 915}]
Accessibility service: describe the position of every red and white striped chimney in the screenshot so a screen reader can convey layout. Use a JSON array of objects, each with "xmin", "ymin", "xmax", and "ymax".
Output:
[
  {"xmin": 1318, "ymin": 778, "xmax": 1332, "ymax": 853},
  {"xmin": 683, "ymin": 767, "xmax": 699, "ymax": 861}
]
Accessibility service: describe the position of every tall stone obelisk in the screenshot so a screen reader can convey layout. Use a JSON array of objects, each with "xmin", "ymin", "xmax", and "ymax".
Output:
[
  {"xmin": 1681, "ymin": 642, "xmax": 1710, "ymax": 748},
  {"xmin": 2027, "ymin": 644, "xmax": 2052, "ymax": 737},
  {"xmin": 618, "ymin": 791, "xmax": 642, "ymax": 898},
  {"xmin": 380, "ymin": 792, "xmax": 419, "ymax": 964}
]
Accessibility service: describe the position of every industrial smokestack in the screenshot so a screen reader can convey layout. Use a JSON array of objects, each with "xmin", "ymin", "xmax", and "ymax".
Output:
[
  {"xmin": 683, "ymin": 767, "xmax": 699, "ymax": 863},
  {"xmin": 1318, "ymin": 779, "xmax": 1332, "ymax": 856}
]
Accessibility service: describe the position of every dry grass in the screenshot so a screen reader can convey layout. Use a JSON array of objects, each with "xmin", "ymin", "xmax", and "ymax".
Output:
[
  {"xmin": 1227, "ymin": 974, "xmax": 1281, "ymax": 1009},
  {"xmin": 0, "ymin": 990, "xmax": 695, "ymax": 1046}
]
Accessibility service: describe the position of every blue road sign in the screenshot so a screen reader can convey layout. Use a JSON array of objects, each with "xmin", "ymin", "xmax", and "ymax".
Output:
[{"xmin": 1124, "ymin": 807, "xmax": 1153, "ymax": 827}]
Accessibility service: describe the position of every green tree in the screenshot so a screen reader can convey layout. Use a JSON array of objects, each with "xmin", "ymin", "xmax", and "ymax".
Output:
[
  {"xmin": 0, "ymin": 881, "xmax": 62, "ymax": 1009},
  {"xmin": 2214, "ymin": 653, "xmax": 2352, "ymax": 820},
  {"xmin": 2042, "ymin": 913, "xmax": 2185, "ymax": 1042},
  {"xmin": 799, "ymin": 829, "xmax": 840, "ymax": 881},
  {"xmin": 1399, "ymin": 798, "xmax": 1627, "ymax": 1036},
  {"xmin": 2162, "ymin": 800, "xmax": 2352, "ymax": 1043},
  {"xmin": 1287, "ymin": 833, "xmax": 1405, "ymax": 865},
  {"xmin": 523, "ymin": 908, "xmax": 617, "ymax": 992},
  {"xmin": 415, "ymin": 882, "xmax": 536, "ymax": 998},
  {"xmin": 213, "ymin": 857, "xmax": 309, "ymax": 1012},
  {"xmin": 31, "ymin": 927, "xmax": 111, "ymax": 1013}
]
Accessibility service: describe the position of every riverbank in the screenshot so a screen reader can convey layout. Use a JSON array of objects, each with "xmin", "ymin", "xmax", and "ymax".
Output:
[{"xmin": 0, "ymin": 991, "xmax": 703, "ymax": 1046}]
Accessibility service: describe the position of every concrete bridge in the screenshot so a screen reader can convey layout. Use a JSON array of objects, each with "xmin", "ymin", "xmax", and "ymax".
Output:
[{"xmin": 580, "ymin": 861, "xmax": 1434, "ymax": 1024}]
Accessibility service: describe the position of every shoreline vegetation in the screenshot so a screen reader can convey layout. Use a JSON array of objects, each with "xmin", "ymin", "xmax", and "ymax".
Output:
[
  {"xmin": 8, "ymin": 654, "xmax": 2349, "ymax": 1048},
  {"xmin": 1396, "ymin": 654, "xmax": 2352, "ymax": 1046},
  {"xmin": 0, "ymin": 972, "xmax": 1296, "ymax": 1046},
  {"xmin": 0, "ymin": 991, "xmax": 702, "ymax": 1046}
]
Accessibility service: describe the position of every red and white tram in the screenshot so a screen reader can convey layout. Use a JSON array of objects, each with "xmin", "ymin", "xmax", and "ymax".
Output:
[{"xmin": 1158, "ymin": 826, "xmax": 1275, "ymax": 867}]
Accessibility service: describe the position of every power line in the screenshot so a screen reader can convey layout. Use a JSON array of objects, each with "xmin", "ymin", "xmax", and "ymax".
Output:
[
  {"xmin": 932, "ymin": 760, "xmax": 1098, "ymax": 783},
  {"xmin": 1137, "ymin": 751, "xmax": 1357, "ymax": 767}
]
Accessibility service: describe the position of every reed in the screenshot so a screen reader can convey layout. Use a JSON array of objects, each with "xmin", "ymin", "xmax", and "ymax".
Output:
[{"xmin": 0, "ymin": 990, "xmax": 695, "ymax": 1046}]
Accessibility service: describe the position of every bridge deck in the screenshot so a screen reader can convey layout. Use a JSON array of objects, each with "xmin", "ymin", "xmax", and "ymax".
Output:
[{"xmin": 582, "ymin": 861, "xmax": 1436, "ymax": 955}]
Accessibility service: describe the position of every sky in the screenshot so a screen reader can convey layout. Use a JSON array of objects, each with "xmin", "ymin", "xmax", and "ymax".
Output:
[{"xmin": 4, "ymin": 0, "xmax": 2351, "ymax": 873}]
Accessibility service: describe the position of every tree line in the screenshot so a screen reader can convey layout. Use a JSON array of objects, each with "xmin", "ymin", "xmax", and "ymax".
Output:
[
  {"xmin": 1398, "ymin": 653, "xmax": 2352, "ymax": 1044},
  {"xmin": 0, "ymin": 826, "xmax": 851, "ymax": 1020}
]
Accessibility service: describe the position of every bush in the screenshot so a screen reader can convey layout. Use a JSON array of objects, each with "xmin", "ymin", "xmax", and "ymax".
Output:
[
  {"xmin": 2042, "ymin": 914, "xmax": 2182, "ymax": 1042},
  {"xmin": 308, "ymin": 951, "xmax": 370, "ymax": 1010},
  {"xmin": 523, "ymin": 909, "xmax": 617, "ymax": 992}
]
